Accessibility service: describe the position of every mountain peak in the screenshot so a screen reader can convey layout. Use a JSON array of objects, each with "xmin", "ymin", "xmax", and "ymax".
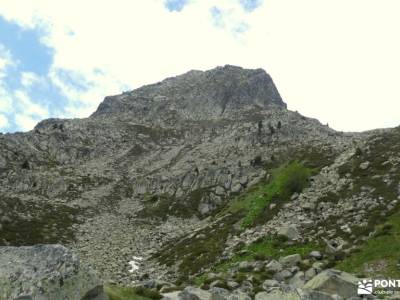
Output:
[{"xmin": 92, "ymin": 65, "xmax": 286, "ymax": 120}]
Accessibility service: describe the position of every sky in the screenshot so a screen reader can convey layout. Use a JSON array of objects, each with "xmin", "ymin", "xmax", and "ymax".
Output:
[{"xmin": 0, "ymin": 0, "xmax": 399, "ymax": 133}]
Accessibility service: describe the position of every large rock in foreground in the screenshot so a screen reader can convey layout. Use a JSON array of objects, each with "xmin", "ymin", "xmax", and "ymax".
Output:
[
  {"xmin": 0, "ymin": 244, "xmax": 108, "ymax": 300},
  {"xmin": 303, "ymin": 269, "xmax": 358, "ymax": 299}
]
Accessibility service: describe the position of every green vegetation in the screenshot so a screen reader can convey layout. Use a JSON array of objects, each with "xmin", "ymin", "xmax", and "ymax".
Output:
[
  {"xmin": 335, "ymin": 128, "xmax": 400, "ymax": 238},
  {"xmin": 154, "ymin": 157, "xmax": 322, "ymax": 283},
  {"xmin": 186, "ymin": 161, "xmax": 318, "ymax": 285},
  {"xmin": 105, "ymin": 285, "xmax": 162, "ymax": 300},
  {"xmin": 336, "ymin": 210, "xmax": 400, "ymax": 278},
  {"xmin": 155, "ymin": 161, "xmax": 313, "ymax": 280},
  {"xmin": 216, "ymin": 235, "xmax": 319, "ymax": 273},
  {"xmin": 288, "ymin": 146, "xmax": 337, "ymax": 171},
  {"xmin": 154, "ymin": 214, "xmax": 241, "ymax": 279},
  {"xmin": 0, "ymin": 195, "xmax": 82, "ymax": 246},
  {"xmin": 238, "ymin": 161, "xmax": 312, "ymax": 228},
  {"xmin": 194, "ymin": 235, "xmax": 320, "ymax": 286},
  {"xmin": 140, "ymin": 188, "xmax": 213, "ymax": 220}
]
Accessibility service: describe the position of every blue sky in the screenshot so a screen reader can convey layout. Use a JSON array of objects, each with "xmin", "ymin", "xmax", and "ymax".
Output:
[
  {"xmin": 0, "ymin": 17, "xmax": 53, "ymax": 75},
  {"xmin": 0, "ymin": 16, "xmax": 75, "ymax": 132},
  {"xmin": 165, "ymin": 0, "xmax": 190, "ymax": 12},
  {"xmin": 0, "ymin": 0, "xmax": 400, "ymax": 132},
  {"xmin": 165, "ymin": 0, "xmax": 262, "ymax": 12}
]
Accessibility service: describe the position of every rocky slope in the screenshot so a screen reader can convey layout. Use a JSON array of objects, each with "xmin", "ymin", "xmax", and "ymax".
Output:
[{"xmin": 0, "ymin": 65, "xmax": 399, "ymax": 299}]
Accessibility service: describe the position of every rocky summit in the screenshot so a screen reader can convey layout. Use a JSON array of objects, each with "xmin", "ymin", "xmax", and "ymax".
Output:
[{"xmin": 1, "ymin": 65, "xmax": 400, "ymax": 299}]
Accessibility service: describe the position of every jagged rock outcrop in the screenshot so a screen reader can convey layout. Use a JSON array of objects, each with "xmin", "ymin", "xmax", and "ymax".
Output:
[
  {"xmin": 92, "ymin": 65, "xmax": 286, "ymax": 120},
  {"xmin": 0, "ymin": 244, "xmax": 108, "ymax": 300}
]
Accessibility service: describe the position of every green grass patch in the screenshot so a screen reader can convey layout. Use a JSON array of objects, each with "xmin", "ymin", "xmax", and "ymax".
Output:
[
  {"xmin": 336, "ymin": 210, "xmax": 400, "ymax": 278},
  {"xmin": 105, "ymin": 285, "xmax": 162, "ymax": 300},
  {"xmin": 239, "ymin": 161, "xmax": 312, "ymax": 228},
  {"xmin": 154, "ymin": 213, "xmax": 241, "ymax": 279},
  {"xmin": 193, "ymin": 235, "xmax": 320, "ymax": 286},
  {"xmin": 215, "ymin": 235, "xmax": 320, "ymax": 273}
]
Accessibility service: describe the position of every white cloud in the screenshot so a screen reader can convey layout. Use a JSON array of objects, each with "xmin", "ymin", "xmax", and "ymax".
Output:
[
  {"xmin": 0, "ymin": 42, "xmax": 50, "ymax": 132},
  {"xmin": 0, "ymin": 57, "xmax": 9, "ymax": 76},
  {"xmin": 0, "ymin": 44, "xmax": 13, "ymax": 115},
  {"xmin": 0, "ymin": 0, "xmax": 399, "ymax": 131},
  {"xmin": 0, "ymin": 114, "xmax": 8, "ymax": 129},
  {"xmin": 0, "ymin": 0, "xmax": 254, "ymax": 118},
  {"xmin": 0, "ymin": 43, "xmax": 13, "ymax": 79},
  {"xmin": 0, "ymin": 88, "xmax": 12, "ymax": 113},
  {"xmin": 14, "ymin": 113, "xmax": 38, "ymax": 132},
  {"xmin": 14, "ymin": 90, "xmax": 49, "ymax": 117},
  {"xmin": 0, "ymin": 88, "xmax": 49, "ymax": 132},
  {"xmin": 0, "ymin": 90, "xmax": 49, "ymax": 131},
  {"xmin": 20, "ymin": 72, "xmax": 41, "ymax": 87}
]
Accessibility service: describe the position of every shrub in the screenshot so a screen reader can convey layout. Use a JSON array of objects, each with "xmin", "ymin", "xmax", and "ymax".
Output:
[
  {"xmin": 374, "ymin": 223, "xmax": 393, "ymax": 237},
  {"xmin": 134, "ymin": 287, "xmax": 162, "ymax": 300},
  {"xmin": 251, "ymin": 155, "xmax": 262, "ymax": 166},
  {"xmin": 257, "ymin": 120, "xmax": 263, "ymax": 135},
  {"xmin": 268, "ymin": 123, "xmax": 275, "ymax": 135},
  {"xmin": 275, "ymin": 234, "xmax": 289, "ymax": 244},
  {"xmin": 253, "ymin": 253, "xmax": 267, "ymax": 261},
  {"xmin": 277, "ymin": 161, "xmax": 311, "ymax": 199},
  {"xmin": 241, "ymin": 160, "xmax": 312, "ymax": 228},
  {"xmin": 234, "ymin": 272, "xmax": 247, "ymax": 283},
  {"xmin": 21, "ymin": 160, "xmax": 30, "ymax": 170},
  {"xmin": 105, "ymin": 285, "xmax": 161, "ymax": 300}
]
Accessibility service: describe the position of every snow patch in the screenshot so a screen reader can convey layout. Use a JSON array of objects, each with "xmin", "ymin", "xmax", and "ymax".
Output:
[{"xmin": 128, "ymin": 256, "xmax": 143, "ymax": 273}]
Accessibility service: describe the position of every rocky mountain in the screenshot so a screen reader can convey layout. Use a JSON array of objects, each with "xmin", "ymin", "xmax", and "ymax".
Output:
[{"xmin": 1, "ymin": 65, "xmax": 400, "ymax": 299}]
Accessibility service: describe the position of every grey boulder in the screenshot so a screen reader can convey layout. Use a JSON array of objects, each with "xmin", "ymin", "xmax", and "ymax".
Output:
[
  {"xmin": 179, "ymin": 286, "xmax": 212, "ymax": 300},
  {"xmin": 277, "ymin": 226, "xmax": 300, "ymax": 240},
  {"xmin": 0, "ymin": 244, "xmax": 108, "ymax": 300},
  {"xmin": 279, "ymin": 254, "xmax": 302, "ymax": 268},
  {"xmin": 255, "ymin": 286, "xmax": 302, "ymax": 300},
  {"xmin": 303, "ymin": 269, "xmax": 358, "ymax": 299}
]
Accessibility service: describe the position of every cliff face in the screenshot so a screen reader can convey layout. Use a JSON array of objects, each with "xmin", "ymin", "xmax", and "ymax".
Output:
[
  {"xmin": 92, "ymin": 65, "xmax": 286, "ymax": 120},
  {"xmin": 1, "ymin": 65, "xmax": 397, "ymax": 288}
]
